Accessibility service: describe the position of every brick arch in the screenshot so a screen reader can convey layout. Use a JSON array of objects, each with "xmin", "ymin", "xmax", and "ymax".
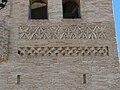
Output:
[
  {"xmin": 30, "ymin": 0, "xmax": 48, "ymax": 5},
  {"xmin": 62, "ymin": 0, "xmax": 80, "ymax": 6}
]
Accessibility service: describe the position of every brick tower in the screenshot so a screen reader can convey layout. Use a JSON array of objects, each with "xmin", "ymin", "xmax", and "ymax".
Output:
[{"xmin": 0, "ymin": 0, "xmax": 120, "ymax": 90}]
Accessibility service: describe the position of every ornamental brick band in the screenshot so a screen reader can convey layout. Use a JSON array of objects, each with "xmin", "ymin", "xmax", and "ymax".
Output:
[
  {"xmin": 18, "ymin": 24, "xmax": 106, "ymax": 40},
  {"xmin": 18, "ymin": 46, "xmax": 109, "ymax": 57}
]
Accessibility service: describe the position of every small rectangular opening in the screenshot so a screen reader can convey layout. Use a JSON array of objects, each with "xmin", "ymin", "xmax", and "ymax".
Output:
[
  {"xmin": 17, "ymin": 75, "xmax": 21, "ymax": 85},
  {"xmin": 83, "ymin": 74, "xmax": 86, "ymax": 84},
  {"xmin": 18, "ymin": 50, "xmax": 21, "ymax": 55}
]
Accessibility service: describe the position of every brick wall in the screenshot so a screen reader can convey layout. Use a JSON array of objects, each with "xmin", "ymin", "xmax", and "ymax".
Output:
[{"xmin": 0, "ymin": 0, "xmax": 119, "ymax": 90}]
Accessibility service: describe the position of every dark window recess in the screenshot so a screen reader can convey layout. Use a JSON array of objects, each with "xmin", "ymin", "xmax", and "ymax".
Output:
[
  {"xmin": 83, "ymin": 74, "xmax": 86, "ymax": 84},
  {"xmin": 29, "ymin": 1, "xmax": 48, "ymax": 19},
  {"xmin": 63, "ymin": 1, "xmax": 80, "ymax": 18},
  {"xmin": 17, "ymin": 75, "xmax": 21, "ymax": 85},
  {"xmin": 18, "ymin": 50, "xmax": 21, "ymax": 55}
]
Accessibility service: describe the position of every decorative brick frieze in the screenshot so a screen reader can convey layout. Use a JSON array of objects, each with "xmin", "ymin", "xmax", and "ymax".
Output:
[
  {"xmin": 18, "ymin": 24, "xmax": 106, "ymax": 40},
  {"xmin": 18, "ymin": 46, "xmax": 109, "ymax": 57}
]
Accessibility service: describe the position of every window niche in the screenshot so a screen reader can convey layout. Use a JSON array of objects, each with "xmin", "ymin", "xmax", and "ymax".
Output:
[
  {"xmin": 83, "ymin": 74, "xmax": 86, "ymax": 84},
  {"xmin": 29, "ymin": 0, "xmax": 48, "ymax": 19},
  {"xmin": 17, "ymin": 75, "xmax": 21, "ymax": 85},
  {"xmin": 62, "ymin": 0, "xmax": 80, "ymax": 19}
]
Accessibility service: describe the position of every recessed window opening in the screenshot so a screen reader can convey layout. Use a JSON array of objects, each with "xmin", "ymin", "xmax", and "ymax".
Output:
[
  {"xmin": 17, "ymin": 75, "xmax": 21, "ymax": 85},
  {"xmin": 62, "ymin": 0, "xmax": 80, "ymax": 19},
  {"xmin": 83, "ymin": 74, "xmax": 86, "ymax": 84},
  {"xmin": 29, "ymin": 0, "xmax": 48, "ymax": 19}
]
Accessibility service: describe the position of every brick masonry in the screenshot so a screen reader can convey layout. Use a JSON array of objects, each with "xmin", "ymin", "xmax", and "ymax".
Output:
[{"xmin": 0, "ymin": 0, "xmax": 120, "ymax": 90}]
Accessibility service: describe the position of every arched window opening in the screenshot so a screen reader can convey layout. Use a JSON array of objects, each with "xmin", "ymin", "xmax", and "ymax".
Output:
[
  {"xmin": 29, "ymin": 0, "xmax": 48, "ymax": 19},
  {"xmin": 62, "ymin": 0, "xmax": 80, "ymax": 19}
]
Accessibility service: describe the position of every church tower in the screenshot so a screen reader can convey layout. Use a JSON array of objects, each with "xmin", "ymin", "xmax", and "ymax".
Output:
[{"xmin": 0, "ymin": 0, "xmax": 120, "ymax": 90}]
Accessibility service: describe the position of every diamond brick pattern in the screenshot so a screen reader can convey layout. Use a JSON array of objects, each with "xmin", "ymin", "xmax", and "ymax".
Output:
[{"xmin": 18, "ymin": 46, "xmax": 109, "ymax": 57}]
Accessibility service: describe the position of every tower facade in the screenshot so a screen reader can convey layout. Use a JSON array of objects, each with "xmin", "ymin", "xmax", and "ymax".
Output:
[{"xmin": 0, "ymin": 0, "xmax": 120, "ymax": 90}]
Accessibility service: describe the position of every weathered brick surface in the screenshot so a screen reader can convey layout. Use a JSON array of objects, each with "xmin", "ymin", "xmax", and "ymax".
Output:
[
  {"xmin": 0, "ymin": 0, "xmax": 120, "ymax": 90},
  {"xmin": 0, "ymin": 22, "xmax": 9, "ymax": 63}
]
